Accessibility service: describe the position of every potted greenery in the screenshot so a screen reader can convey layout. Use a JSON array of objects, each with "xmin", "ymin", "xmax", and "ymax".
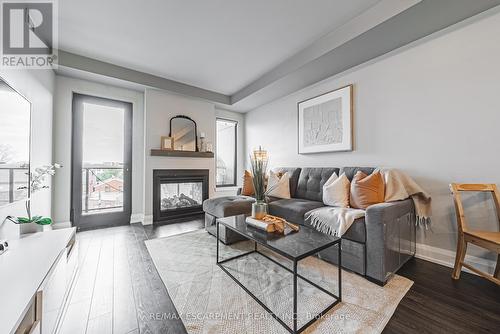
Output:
[
  {"xmin": 5, "ymin": 163, "xmax": 61, "ymax": 233},
  {"xmin": 250, "ymin": 146, "xmax": 268, "ymax": 219}
]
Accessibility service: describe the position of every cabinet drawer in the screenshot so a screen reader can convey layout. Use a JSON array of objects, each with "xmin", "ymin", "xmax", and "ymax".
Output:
[
  {"xmin": 37, "ymin": 250, "xmax": 67, "ymax": 334},
  {"xmin": 66, "ymin": 240, "xmax": 79, "ymax": 286},
  {"xmin": 14, "ymin": 296, "xmax": 36, "ymax": 334}
]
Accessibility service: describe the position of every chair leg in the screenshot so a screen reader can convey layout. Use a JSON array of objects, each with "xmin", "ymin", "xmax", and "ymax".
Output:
[
  {"xmin": 494, "ymin": 254, "xmax": 500, "ymax": 279},
  {"xmin": 452, "ymin": 236, "xmax": 467, "ymax": 280}
]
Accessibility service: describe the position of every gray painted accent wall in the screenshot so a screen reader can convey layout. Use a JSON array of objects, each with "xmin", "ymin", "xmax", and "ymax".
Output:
[{"xmin": 244, "ymin": 9, "xmax": 500, "ymax": 267}]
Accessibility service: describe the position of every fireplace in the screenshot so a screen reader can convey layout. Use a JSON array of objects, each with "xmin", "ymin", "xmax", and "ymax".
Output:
[{"xmin": 153, "ymin": 169, "xmax": 209, "ymax": 223}]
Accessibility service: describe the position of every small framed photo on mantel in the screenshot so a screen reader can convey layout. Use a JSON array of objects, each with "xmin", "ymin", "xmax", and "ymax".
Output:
[
  {"xmin": 161, "ymin": 136, "xmax": 173, "ymax": 150},
  {"xmin": 298, "ymin": 84, "xmax": 353, "ymax": 154}
]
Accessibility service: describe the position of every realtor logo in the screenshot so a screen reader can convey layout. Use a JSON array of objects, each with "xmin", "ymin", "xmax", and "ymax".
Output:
[{"xmin": 1, "ymin": 0, "xmax": 58, "ymax": 69}]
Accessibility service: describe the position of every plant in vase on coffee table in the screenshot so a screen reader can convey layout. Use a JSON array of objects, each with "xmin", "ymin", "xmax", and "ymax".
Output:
[{"xmin": 249, "ymin": 146, "xmax": 268, "ymax": 219}]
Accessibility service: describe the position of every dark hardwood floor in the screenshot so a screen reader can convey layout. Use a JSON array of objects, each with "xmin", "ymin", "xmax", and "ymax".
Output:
[
  {"xmin": 59, "ymin": 220, "xmax": 202, "ymax": 334},
  {"xmin": 60, "ymin": 220, "xmax": 499, "ymax": 334},
  {"xmin": 384, "ymin": 257, "xmax": 500, "ymax": 334}
]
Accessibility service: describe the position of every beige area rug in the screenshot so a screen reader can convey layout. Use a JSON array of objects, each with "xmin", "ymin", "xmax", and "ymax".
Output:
[{"xmin": 145, "ymin": 230, "xmax": 413, "ymax": 334}]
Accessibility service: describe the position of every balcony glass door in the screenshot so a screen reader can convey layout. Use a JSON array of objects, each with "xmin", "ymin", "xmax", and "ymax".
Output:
[{"xmin": 72, "ymin": 93, "xmax": 132, "ymax": 230}]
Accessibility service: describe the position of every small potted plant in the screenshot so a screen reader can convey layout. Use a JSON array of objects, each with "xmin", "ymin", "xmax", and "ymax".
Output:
[
  {"xmin": 250, "ymin": 147, "xmax": 268, "ymax": 219},
  {"xmin": 5, "ymin": 163, "xmax": 62, "ymax": 233}
]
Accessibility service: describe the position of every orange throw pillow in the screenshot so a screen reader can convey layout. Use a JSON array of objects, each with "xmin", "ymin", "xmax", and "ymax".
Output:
[
  {"xmin": 241, "ymin": 170, "xmax": 255, "ymax": 196},
  {"xmin": 350, "ymin": 171, "xmax": 385, "ymax": 209}
]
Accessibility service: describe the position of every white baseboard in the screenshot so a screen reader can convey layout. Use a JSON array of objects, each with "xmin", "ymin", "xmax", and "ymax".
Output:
[
  {"xmin": 130, "ymin": 213, "xmax": 145, "ymax": 224},
  {"xmin": 415, "ymin": 243, "xmax": 496, "ymax": 276},
  {"xmin": 143, "ymin": 215, "xmax": 153, "ymax": 225}
]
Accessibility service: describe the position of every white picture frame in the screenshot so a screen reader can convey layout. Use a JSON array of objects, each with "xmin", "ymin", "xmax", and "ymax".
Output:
[
  {"xmin": 161, "ymin": 136, "xmax": 173, "ymax": 150},
  {"xmin": 298, "ymin": 85, "xmax": 353, "ymax": 154}
]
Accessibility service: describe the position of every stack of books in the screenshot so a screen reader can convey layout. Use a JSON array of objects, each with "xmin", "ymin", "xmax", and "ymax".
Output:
[{"xmin": 245, "ymin": 216, "xmax": 277, "ymax": 232}]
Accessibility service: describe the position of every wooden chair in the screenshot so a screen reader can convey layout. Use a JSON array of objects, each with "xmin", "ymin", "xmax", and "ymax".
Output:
[{"xmin": 449, "ymin": 183, "xmax": 500, "ymax": 285}]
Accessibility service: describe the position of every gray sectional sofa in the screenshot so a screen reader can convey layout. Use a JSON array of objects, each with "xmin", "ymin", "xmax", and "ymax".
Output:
[{"xmin": 203, "ymin": 167, "xmax": 416, "ymax": 285}]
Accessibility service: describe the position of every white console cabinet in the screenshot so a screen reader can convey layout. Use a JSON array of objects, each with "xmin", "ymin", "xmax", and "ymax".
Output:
[{"xmin": 0, "ymin": 228, "xmax": 77, "ymax": 334}]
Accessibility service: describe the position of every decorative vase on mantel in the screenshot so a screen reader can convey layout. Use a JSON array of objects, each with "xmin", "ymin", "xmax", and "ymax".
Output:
[{"xmin": 250, "ymin": 146, "xmax": 269, "ymax": 220}]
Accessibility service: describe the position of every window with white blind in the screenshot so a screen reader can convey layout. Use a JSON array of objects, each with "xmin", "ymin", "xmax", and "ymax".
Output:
[{"xmin": 216, "ymin": 118, "xmax": 237, "ymax": 187}]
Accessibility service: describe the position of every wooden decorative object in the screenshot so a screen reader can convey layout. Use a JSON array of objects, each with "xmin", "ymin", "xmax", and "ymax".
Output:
[
  {"xmin": 449, "ymin": 183, "xmax": 500, "ymax": 285},
  {"xmin": 160, "ymin": 136, "xmax": 173, "ymax": 150},
  {"xmin": 261, "ymin": 214, "xmax": 300, "ymax": 234},
  {"xmin": 150, "ymin": 149, "xmax": 214, "ymax": 158}
]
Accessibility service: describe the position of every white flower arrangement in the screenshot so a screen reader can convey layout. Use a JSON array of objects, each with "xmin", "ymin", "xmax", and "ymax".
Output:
[
  {"xmin": 28, "ymin": 163, "xmax": 62, "ymax": 193},
  {"xmin": 4, "ymin": 163, "xmax": 62, "ymax": 225}
]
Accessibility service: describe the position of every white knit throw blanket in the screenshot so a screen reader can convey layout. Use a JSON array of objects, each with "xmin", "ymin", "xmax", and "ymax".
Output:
[
  {"xmin": 379, "ymin": 168, "xmax": 432, "ymax": 227},
  {"xmin": 306, "ymin": 207, "xmax": 365, "ymax": 237}
]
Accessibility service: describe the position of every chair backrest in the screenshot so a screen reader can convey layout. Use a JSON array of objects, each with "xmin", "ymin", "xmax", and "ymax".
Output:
[{"xmin": 449, "ymin": 183, "xmax": 500, "ymax": 233}]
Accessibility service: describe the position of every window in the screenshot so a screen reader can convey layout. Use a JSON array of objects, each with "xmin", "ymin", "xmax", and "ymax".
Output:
[{"xmin": 216, "ymin": 118, "xmax": 237, "ymax": 187}]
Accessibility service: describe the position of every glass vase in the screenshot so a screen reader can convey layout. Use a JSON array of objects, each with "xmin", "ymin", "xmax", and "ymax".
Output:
[{"xmin": 252, "ymin": 200, "xmax": 268, "ymax": 220}]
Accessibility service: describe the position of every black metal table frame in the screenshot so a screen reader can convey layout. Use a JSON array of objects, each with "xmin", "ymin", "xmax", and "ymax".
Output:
[{"xmin": 216, "ymin": 220, "xmax": 342, "ymax": 334}]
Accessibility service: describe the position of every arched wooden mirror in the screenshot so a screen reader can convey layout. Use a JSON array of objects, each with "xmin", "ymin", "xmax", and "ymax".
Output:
[{"xmin": 169, "ymin": 115, "xmax": 198, "ymax": 151}]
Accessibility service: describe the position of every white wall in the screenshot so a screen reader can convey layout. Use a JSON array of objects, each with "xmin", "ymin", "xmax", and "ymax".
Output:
[
  {"xmin": 52, "ymin": 76, "xmax": 145, "ymax": 225},
  {"xmin": 144, "ymin": 89, "xmax": 216, "ymax": 224},
  {"xmin": 245, "ymin": 11, "xmax": 500, "ymax": 268},
  {"xmin": 143, "ymin": 91, "xmax": 245, "ymax": 223},
  {"xmin": 0, "ymin": 69, "xmax": 55, "ymax": 240}
]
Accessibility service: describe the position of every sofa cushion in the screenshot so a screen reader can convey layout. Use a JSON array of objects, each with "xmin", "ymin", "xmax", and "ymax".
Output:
[
  {"xmin": 202, "ymin": 196, "xmax": 254, "ymax": 218},
  {"xmin": 241, "ymin": 170, "xmax": 254, "ymax": 196},
  {"xmin": 340, "ymin": 167, "xmax": 376, "ymax": 181},
  {"xmin": 303, "ymin": 214, "xmax": 366, "ymax": 243},
  {"xmin": 350, "ymin": 171, "xmax": 385, "ymax": 209},
  {"xmin": 268, "ymin": 198, "xmax": 325, "ymax": 225},
  {"xmin": 295, "ymin": 168, "xmax": 339, "ymax": 202},
  {"xmin": 266, "ymin": 171, "xmax": 291, "ymax": 199},
  {"xmin": 323, "ymin": 172, "xmax": 350, "ymax": 207},
  {"xmin": 272, "ymin": 167, "xmax": 301, "ymax": 197}
]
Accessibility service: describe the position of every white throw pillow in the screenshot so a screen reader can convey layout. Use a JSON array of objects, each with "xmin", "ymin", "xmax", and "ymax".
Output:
[
  {"xmin": 323, "ymin": 172, "xmax": 350, "ymax": 207},
  {"xmin": 266, "ymin": 171, "xmax": 291, "ymax": 199}
]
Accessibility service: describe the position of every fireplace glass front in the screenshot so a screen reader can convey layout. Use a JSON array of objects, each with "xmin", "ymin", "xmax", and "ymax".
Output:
[
  {"xmin": 153, "ymin": 169, "xmax": 209, "ymax": 223},
  {"xmin": 160, "ymin": 182, "xmax": 203, "ymax": 211}
]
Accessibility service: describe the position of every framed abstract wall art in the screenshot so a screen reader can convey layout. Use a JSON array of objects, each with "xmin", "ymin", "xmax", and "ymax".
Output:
[{"xmin": 298, "ymin": 84, "xmax": 353, "ymax": 154}]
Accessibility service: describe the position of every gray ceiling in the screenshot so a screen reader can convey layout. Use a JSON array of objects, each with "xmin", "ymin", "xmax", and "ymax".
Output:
[
  {"xmin": 59, "ymin": 0, "xmax": 380, "ymax": 94},
  {"xmin": 57, "ymin": 0, "xmax": 500, "ymax": 112}
]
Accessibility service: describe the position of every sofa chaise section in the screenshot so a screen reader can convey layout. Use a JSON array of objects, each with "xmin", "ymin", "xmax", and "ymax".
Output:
[
  {"xmin": 268, "ymin": 198, "xmax": 324, "ymax": 225},
  {"xmin": 203, "ymin": 196, "xmax": 255, "ymax": 244}
]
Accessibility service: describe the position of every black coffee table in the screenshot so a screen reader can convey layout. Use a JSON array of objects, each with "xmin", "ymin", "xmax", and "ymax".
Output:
[{"xmin": 216, "ymin": 215, "xmax": 341, "ymax": 334}]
